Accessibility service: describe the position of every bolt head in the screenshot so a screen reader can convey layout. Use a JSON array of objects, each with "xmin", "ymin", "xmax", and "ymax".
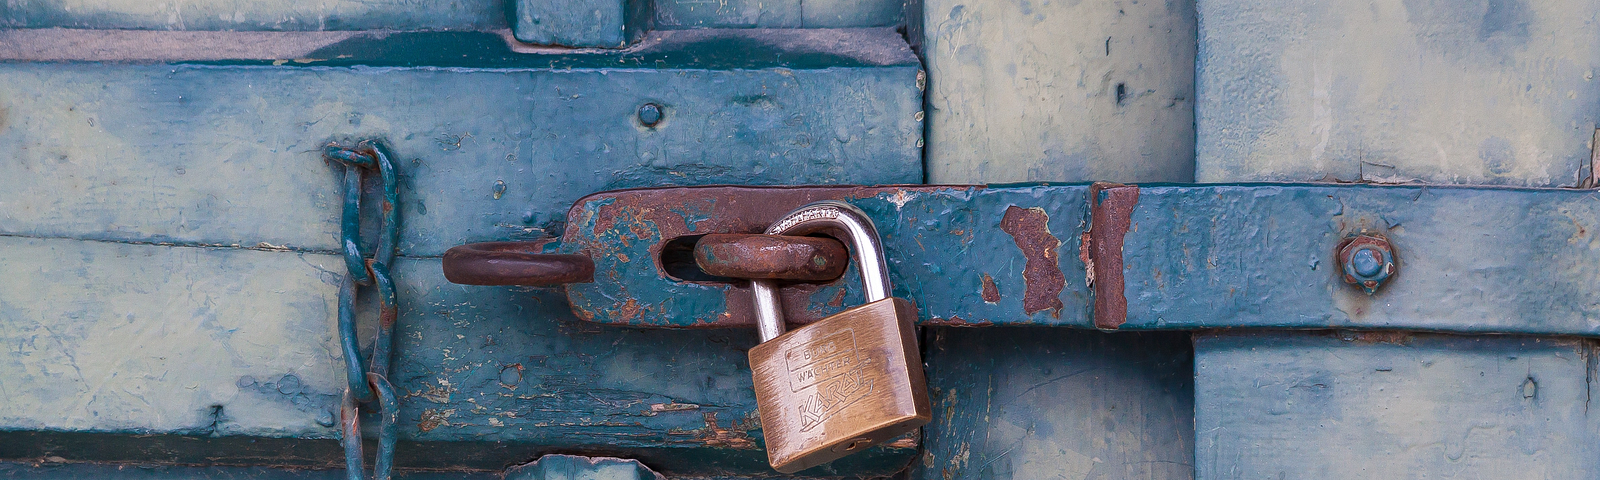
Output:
[
  {"xmin": 1338, "ymin": 234, "xmax": 1396, "ymax": 295},
  {"xmin": 637, "ymin": 103, "xmax": 663, "ymax": 127}
]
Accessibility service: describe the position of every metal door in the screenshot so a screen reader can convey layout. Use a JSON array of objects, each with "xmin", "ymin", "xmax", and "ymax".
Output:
[{"xmin": 3, "ymin": 0, "xmax": 1596, "ymax": 478}]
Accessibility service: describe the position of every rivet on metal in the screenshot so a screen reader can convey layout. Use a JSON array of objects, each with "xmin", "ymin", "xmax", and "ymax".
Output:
[
  {"xmin": 637, "ymin": 103, "xmax": 664, "ymax": 127},
  {"xmin": 1338, "ymin": 233, "xmax": 1396, "ymax": 295}
]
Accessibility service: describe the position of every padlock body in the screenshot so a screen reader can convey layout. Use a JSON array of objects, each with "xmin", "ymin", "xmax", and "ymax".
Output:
[{"xmin": 748, "ymin": 297, "xmax": 930, "ymax": 473}]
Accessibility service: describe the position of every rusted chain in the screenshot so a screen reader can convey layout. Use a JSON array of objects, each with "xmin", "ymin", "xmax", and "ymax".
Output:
[{"xmin": 324, "ymin": 141, "xmax": 402, "ymax": 480}]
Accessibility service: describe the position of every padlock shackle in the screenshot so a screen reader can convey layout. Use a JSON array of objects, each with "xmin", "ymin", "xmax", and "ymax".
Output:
[{"xmin": 751, "ymin": 201, "xmax": 890, "ymax": 342}]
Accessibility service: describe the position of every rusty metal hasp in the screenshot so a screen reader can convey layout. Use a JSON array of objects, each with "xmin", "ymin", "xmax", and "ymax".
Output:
[{"xmin": 443, "ymin": 183, "xmax": 1600, "ymax": 338}]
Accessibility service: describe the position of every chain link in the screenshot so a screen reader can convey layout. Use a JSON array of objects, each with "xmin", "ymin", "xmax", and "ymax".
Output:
[{"xmin": 324, "ymin": 141, "xmax": 401, "ymax": 480}]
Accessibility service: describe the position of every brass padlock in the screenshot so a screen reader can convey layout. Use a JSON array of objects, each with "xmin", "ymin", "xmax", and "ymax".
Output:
[{"xmin": 747, "ymin": 201, "xmax": 931, "ymax": 473}]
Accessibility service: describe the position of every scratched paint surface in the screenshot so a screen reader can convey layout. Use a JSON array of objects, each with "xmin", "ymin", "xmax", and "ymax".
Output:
[
  {"xmin": 917, "ymin": 328, "xmax": 1194, "ymax": 480},
  {"xmin": 1196, "ymin": 0, "xmax": 1600, "ymax": 186},
  {"xmin": 0, "ymin": 32, "xmax": 921, "ymax": 257},
  {"xmin": 0, "ymin": 30, "xmax": 920, "ymax": 475},
  {"xmin": 562, "ymin": 183, "xmax": 1600, "ymax": 336},
  {"xmin": 921, "ymin": 0, "xmax": 1197, "ymax": 184},
  {"xmin": 0, "ymin": 237, "xmax": 342, "ymax": 438},
  {"xmin": 563, "ymin": 185, "xmax": 1092, "ymax": 328},
  {"xmin": 0, "ymin": 0, "xmax": 507, "ymax": 30},
  {"xmin": 1195, "ymin": 332, "xmax": 1600, "ymax": 478},
  {"xmin": 1120, "ymin": 184, "xmax": 1600, "ymax": 335}
]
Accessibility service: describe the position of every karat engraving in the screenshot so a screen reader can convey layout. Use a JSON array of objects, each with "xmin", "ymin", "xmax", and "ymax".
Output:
[{"xmin": 797, "ymin": 364, "xmax": 875, "ymax": 432}]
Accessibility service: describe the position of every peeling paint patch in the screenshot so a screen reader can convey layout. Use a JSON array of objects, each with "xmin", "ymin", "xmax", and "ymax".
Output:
[
  {"xmin": 649, "ymin": 402, "xmax": 700, "ymax": 413},
  {"xmin": 980, "ymin": 273, "xmax": 1000, "ymax": 304},
  {"xmin": 418, "ymin": 408, "xmax": 454, "ymax": 432},
  {"xmin": 999, "ymin": 206, "xmax": 1065, "ymax": 317},
  {"xmin": 1087, "ymin": 183, "xmax": 1138, "ymax": 329},
  {"xmin": 695, "ymin": 412, "xmax": 757, "ymax": 449}
]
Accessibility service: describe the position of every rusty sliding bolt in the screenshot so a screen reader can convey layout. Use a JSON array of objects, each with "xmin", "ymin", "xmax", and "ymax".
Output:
[
  {"xmin": 443, "ymin": 242, "xmax": 594, "ymax": 286},
  {"xmin": 694, "ymin": 233, "xmax": 849, "ymax": 282}
]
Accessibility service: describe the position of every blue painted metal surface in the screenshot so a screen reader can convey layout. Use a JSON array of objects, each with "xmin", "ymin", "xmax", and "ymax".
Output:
[
  {"xmin": 1196, "ymin": 331, "xmax": 1600, "ymax": 478},
  {"xmin": 563, "ymin": 185, "xmax": 1091, "ymax": 328},
  {"xmin": 0, "ymin": 28, "xmax": 921, "ymax": 476},
  {"xmin": 916, "ymin": 329, "xmax": 1194, "ymax": 479},
  {"xmin": 512, "ymin": 0, "xmax": 649, "ymax": 47},
  {"xmin": 562, "ymin": 183, "xmax": 1600, "ymax": 337},
  {"xmin": 920, "ymin": 0, "xmax": 1197, "ymax": 184},
  {"xmin": 1196, "ymin": 0, "xmax": 1600, "ymax": 186},
  {"xmin": 0, "ymin": 0, "xmax": 507, "ymax": 31}
]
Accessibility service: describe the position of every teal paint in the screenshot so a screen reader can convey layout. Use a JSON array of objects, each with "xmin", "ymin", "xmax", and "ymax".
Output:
[
  {"xmin": 922, "ymin": 0, "xmax": 1197, "ymax": 184},
  {"xmin": 1195, "ymin": 332, "xmax": 1600, "ymax": 478},
  {"xmin": 1196, "ymin": 0, "xmax": 1600, "ymax": 186},
  {"xmin": 563, "ymin": 183, "xmax": 1600, "ymax": 337},
  {"xmin": 0, "ymin": 28, "xmax": 921, "ymax": 476},
  {"xmin": 653, "ymin": 0, "xmax": 903, "ymax": 29},
  {"xmin": 0, "ymin": 30, "xmax": 923, "ymax": 257},
  {"xmin": 0, "ymin": 0, "xmax": 507, "ymax": 31},
  {"xmin": 503, "ymin": 455, "xmax": 661, "ymax": 480},
  {"xmin": 917, "ymin": 329, "xmax": 1194, "ymax": 479},
  {"xmin": 562, "ymin": 185, "xmax": 1092, "ymax": 328},
  {"xmin": 0, "ymin": 461, "xmax": 497, "ymax": 479},
  {"xmin": 511, "ymin": 0, "xmax": 649, "ymax": 47}
]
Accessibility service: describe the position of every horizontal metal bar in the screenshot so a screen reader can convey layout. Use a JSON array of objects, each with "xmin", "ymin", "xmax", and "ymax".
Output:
[{"xmin": 563, "ymin": 183, "xmax": 1600, "ymax": 336}]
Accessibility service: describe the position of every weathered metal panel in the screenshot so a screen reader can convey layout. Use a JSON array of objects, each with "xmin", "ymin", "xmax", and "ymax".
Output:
[
  {"xmin": 0, "ymin": 0, "xmax": 506, "ymax": 31},
  {"xmin": 1118, "ymin": 184, "xmax": 1600, "ymax": 335},
  {"xmin": 653, "ymin": 0, "xmax": 903, "ymax": 29},
  {"xmin": 922, "ymin": 0, "xmax": 1196, "ymax": 183},
  {"xmin": 512, "ymin": 0, "xmax": 649, "ymax": 47},
  {"xmin": 0, "ymin": 462, "xmax": 496, "ymax": 479},
  {"xmin": 561, "ymin": 185, "xmax": 1093, "ymax": 328},
  {"xmin": 1195, "ymin": 0, "xmax": 1600, "ymax": 186},
  {"xmin": 1195, "ymin": 331, "xmax": 1600, "ymax": 478},
  {"xmin": 0, "ymin": 30, "xmax": 923, "ymax": 256},
  {"xmin": 560, "ymin": 183, "xmax": 1600, "ymax": 337},
  {"xmin": 917, "ymin": 329, "xmax": 1194, "ymax": 480},
  {"xmin": 0, "ymin": 237, "xmax": 341, "ymax": 438},
  {"xmin": 0, "ymin": 29, "xmax": 921, "ymax": 475}
]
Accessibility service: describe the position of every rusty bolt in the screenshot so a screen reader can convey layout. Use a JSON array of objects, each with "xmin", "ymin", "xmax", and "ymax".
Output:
[
  {"xmin": 637, "ymin": 103, "xmax": 663, "ymax": 127},
  {"xmin": 1338, "ymin": 233, "xmax": 1396, "ymax": 295},
  {"xmin": 694, "ymin": 233, "xmax": 849, "ymax": 282}
]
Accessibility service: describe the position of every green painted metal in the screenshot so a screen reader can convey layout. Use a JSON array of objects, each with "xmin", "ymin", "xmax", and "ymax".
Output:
[
  {"xmin": 1196, "ymin": 331, "xmax": 1600, "ymax": 478},
  {"xmin": 0, "ymin": 28, "xmax": 921, "ymax": 476}
]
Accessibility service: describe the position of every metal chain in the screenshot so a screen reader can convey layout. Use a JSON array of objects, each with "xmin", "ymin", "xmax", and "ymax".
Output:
[{"xmin": 324, "ymin": 141, "xmax": 401, "ymax": 480}]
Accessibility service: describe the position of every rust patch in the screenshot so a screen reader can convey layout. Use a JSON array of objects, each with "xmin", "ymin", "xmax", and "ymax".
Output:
[
  {"xmin": 826, "ymin": 288, "xmax": 848, "ymax": 308},
  {"xmin": 417, "ymin": 408, "xmax": 451, "ymax": 432},
  {"xmin": 999, "ymin": 206, "xmax": 1064, "ymax": 317},
  {"xmin": 696, "ymin": 412, "xmax": 757, "ymax": 449},
  {"xmin": 566, "ymin": 185, "xmax": 984, "ymax": 327},
  {"xmin": 980, "ymin": 274, "xmax": 1000, "ymax": 303},
  {"xmin": 1087, "ymin": 183, "xmax": 1138, "ymax": 329},
  {"xmin": 1334, "ymin": 330, "xmax": 1413, "ymax": 345},
  {"xmin": 926, "ymin": 315, "xmax": 993, "ymax": 327},
  {"xmin": 885, "ymin": 435, "xmax": 920, "ymax": 449}
]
